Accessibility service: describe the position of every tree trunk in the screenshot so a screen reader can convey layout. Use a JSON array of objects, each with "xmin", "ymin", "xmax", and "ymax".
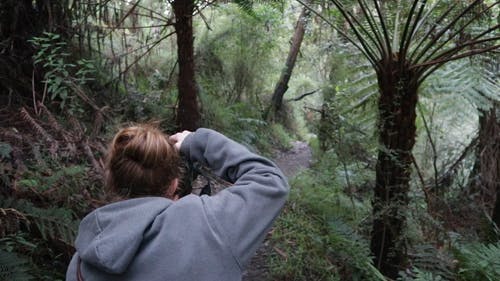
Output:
[
  {"xmin": 479, "ymin": 105, "xmax": 500, "ymax": 236},
  {"xmin": 266, "ymin": 4, "xmax": 309, "ymax": 121},
  {"xmin": 172, "ymin": 0, "xmax": 200, "ymax": 131},
  {"xmin": 371, "ymin": 60, "xmax": 418, "ymax": 278}
]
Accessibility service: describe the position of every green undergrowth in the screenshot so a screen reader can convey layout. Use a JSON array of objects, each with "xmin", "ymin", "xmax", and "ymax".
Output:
[
  {"xmin": 200, "ymin": 92, "xmax": 295, "ymax": 155},
  {"xmin": 268, "ymin": 151, "xmax": 384, "ymax": 281},
  {"xmin": 268, "ymin": 148, "xmax": 500, "ymax": 281}
]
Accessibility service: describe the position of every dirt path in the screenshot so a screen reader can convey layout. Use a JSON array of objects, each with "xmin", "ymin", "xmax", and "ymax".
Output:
[{"xmin": 242, "ymin": 141, "xmax": 312, "ymax": 281}]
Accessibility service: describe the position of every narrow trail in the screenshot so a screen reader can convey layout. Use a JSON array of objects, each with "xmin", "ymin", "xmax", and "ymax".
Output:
[{"xmin": 242, "ymin": 141, "xmax": 312, "ymax": 281}]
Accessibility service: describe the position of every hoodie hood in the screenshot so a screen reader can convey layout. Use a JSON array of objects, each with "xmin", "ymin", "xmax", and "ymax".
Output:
[{"xmin": 75, "ymin": 197, "xmax": 172, "ymax": 274}]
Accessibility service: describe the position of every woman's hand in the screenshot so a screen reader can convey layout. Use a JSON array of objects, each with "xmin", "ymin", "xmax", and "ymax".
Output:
[{"xmin": 169, "ymin": 130, "xmax": 192, "ymax": 150}]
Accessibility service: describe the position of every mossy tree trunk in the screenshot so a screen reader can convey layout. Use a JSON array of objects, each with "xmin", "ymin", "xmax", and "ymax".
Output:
[
  {"xmin": 172, "ymin": 0, "xmax": 200, "ymax": 131},
  {"xmin": 371, "ymin": 59, "xmax": 418, "ymax": 278}
]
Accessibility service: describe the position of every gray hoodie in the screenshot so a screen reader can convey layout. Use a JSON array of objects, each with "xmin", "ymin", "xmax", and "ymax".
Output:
[{"xmin": 65, "ymin": 128, "xmax": 289, "ymax": 281}]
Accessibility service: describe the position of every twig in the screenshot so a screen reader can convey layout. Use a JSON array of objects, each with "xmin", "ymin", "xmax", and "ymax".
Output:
[
  {"xmin": 32, "ymin": 69, "xmax": 39, "ymax": 115},
  {"xmin": 120, "ymin": 31, "xmax": 175, "ymax": 76},
  {"xmin": 114, "ymin": 0, "xmax": 141, "ymax": 30},
  {"xmin": 98, "ymin": 23, "xmax": 174, "ymax": 30},
  {"xmin": 166, "ymin": 59, "xmax": 178, "ymax": 88},
  {"xmin": 273, "ymin": 246, "xmax": 288, "ymax": 260},
  {"xmin": 286, "ymin": 89, "xmax": 319, "ymax": 102},
  {"xmin": 196, "ymin": 5, "xmax": 212, "ymax": 31},
  {"xmin": 304, "ymin": 106, "xmax": 322, "ymax": 113},
  {"xmin": 41, "ymin": 80, "xmax": 47, "ymax": 107},
  {"xmin": 82, "ymin": 139, "xmax": 102, "ymax": 173},
  {"xmin": 418, "ymin": 103, "xmax": 439, "ymax": 191},
  {"xmin": 412, "ymin": 154, "xmax": 431, "ymax": 211}
]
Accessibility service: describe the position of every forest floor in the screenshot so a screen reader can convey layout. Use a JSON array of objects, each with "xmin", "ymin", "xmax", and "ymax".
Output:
[{"xmin": 242, "ymin": 140, "xmax": 313, "ymax": 281}]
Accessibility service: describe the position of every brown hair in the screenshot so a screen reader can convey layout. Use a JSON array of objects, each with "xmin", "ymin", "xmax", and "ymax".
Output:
[{"xmin": 105, "ymin": 124, "xmax": 182, "ymax": 199}]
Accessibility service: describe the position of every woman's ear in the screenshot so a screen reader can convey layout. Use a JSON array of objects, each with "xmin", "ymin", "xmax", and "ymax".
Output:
[{"xmin": 166, "ymin": 178, "xmax": 179, "ymax": 200}]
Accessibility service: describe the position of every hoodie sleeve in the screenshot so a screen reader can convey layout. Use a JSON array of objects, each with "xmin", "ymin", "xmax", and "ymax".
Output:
[{"xmin": 180, "ymin": 128, "xmax": 289, "ymax": 269}]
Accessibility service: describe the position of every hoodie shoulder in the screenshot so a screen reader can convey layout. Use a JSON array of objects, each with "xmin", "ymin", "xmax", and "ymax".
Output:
[{"xmin": 75, "ymin": 197, "xmax": 172, "ymax": 274}]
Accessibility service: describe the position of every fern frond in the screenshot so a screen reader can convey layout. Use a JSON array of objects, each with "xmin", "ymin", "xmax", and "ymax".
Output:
[
  {"xmin": 326, "ymin": 217, "xmax": 386, "ymax": 281},
  {"xmin": 0, "ymin": 250, "xmax": 34, "ymax": 281},
  {"xmin": 0, "ymin": 208, "xmax": 27, "ymax": 237},
  {"xmin": 38, "ymin": 102, "xmax": 68, "ymax": 142},
  {"xmin": 408, "ymin": 244, "xmax": 455, "ymax": 280},
  {"xmin": 399, "ymin": 267, "xmax": 447, "ymax": 281},
  {"xmin": 19, "ymin": 108, "xmax": 54, "ymax": 144},
  {"xmin": 455, "ymin": 242, "xmax": 500, "ymax": 281},
  {"xmin": 0, "ymin": 198, "xmax": 77, "ymax": 246}
]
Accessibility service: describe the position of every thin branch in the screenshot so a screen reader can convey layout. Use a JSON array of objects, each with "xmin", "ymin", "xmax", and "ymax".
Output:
[
  {"xmin": 332, "ymin": 0, "xmax": 382, "ymax": 62},
  {"xmin": 81, "ymin": 0, "xmax": 172, "ymax": 22},
  {"xmin": 412, "ymin": 0, "xmax": 487, "ymax": 64},
  {"xmin": 196, "ymin": 5, "xmax": 212, "ymax": 31},
  {"xmin": 120, "ymin": 31, "xmax": 176, "ymax": 76},
  {"xmin": 411, "ymin": 154, "xmax": 432, "ymax": 211},
  {"xmin": 441, "ymin": 135, "xmax": 478, "ymax": 181},
  {"xmin": 419, "ymin": 1, "xmax": 499, "ymax": 65},
  {"xmin": 166, "ymin": 59, "xmax": 178, "ymax": 89},
  {"xmin": 409, "ymin": 3, "xmax": 456, "ymax": 62},
  {"xmin": 296, "ymin": 0, "xmax": 377, "ymax": 66},
  {"xmin": 114, "ymin": 0, "xmax": 141, "ymax": 29},
  {"xmin": 328, "ymin": 0, "xmax": 379, "ymax": 65},
  {"xmin": 286, "ymin": 89, "xmax": 319, "ymax": 102},
  {"xmin": 401, "ymin": 0, "xmax": 428, "ymax": 60},
  {"xmin": 335, "ymin": 2, "xmax": 382, "ymax": 61},
  {"xmin": 132, "ymin": 1, "xmax": 172, "ymax": 21},
  {"xmin": 32, "ymin": 69, "xmax": 39, "ymax": 116},
  {"xmin": 418, "ymin": 103, "xmax": 439, "ymax": 191},
  {"xmin": 372, "ymin": 0, "xmax": 392, "ymax": 57},
  {"xmin": 97, "ymin": 23, "xmax": 174, "ymax": 30},
  {"xmin": 194, "ymin": 0, "xmax": 218, "ymax": 15},
  {"xmin": 357, "ymin": 0, "xmax": 386, "ymax": 57},
  {"xmin": 414, "ymin": 33, "xmax": 500, "ymax": 71},
  {"xmin": 417, "ymin": 44, "xmax": 500, "ymax": 84},
  {"xmin": 399, "ymin": 0, "xmax": 421, "ymax": 57},
  {"xmin": 409, "ymin": 0, "xmax": 443, "ymax": 39},
  {"xmin": 304, "ymin": 106, "xmax": 322, "ymax": 113}
]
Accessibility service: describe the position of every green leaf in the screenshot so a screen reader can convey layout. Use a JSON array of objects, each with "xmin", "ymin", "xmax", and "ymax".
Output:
[{"xmin": 0, "ymin": 142, "xmax": 12, "ymax": 159}]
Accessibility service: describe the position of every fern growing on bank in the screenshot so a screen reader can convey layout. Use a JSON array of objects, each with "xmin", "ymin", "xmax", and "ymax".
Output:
[
  {"xmin": 454, "ymin": 242, "xmax": 500, "ymax": 281},
  {"xmin": 0, "ymin": 197, "xmax": 78, "ymax": 246},
  {"xmin": 269, "ymin": 158, "xmax": 382, "ymax": 281},
  {"xmin": 0, "ymin": 250, "xmax": 34, "ymax": 281}
]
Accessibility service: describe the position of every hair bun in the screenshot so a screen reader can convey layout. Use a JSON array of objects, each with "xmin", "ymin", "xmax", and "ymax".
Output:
[{"xmin": 105, "ymin": 124, "xmax": 182, "ymax": 198}]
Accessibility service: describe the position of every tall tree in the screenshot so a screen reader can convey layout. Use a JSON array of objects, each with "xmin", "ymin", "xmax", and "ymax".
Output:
[
  {"xmin": 305, "ymin": 0, "xmax": 499, "ymax": 278},
  {"xmin": 171, "ymin": 0, "xmax": 201, "ymax": 131},
  {"xmin": 266, "ymin": 2, "xmax": 310, "ymax": 120}
]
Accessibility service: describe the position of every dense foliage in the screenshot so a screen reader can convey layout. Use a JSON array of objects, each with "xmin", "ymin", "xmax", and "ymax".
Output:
[{"xmin": 0, "ymin": 0, "xmax": 498, "ymax": 280}]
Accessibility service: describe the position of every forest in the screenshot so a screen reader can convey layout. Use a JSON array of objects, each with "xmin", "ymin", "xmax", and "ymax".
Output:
[{"xmin": 0, "ymin": 0, "xmax": 499, "ymax": 280}]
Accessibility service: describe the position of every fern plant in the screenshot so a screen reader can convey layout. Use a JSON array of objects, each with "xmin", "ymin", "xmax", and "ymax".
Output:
[
  {"xmin": 454, "ymin": 242, "xmax": 500, "ymax": 281},
  {"xmin": 0, "ymin": 197, "xmax": 77, "ymax": 246},
  {"xmin": 0, "ymin": 250, "xmax": 34, "ymax": 281},
  {"xmin": 399, "ymin": 268, "xmax": 446, "ymax": 281}
]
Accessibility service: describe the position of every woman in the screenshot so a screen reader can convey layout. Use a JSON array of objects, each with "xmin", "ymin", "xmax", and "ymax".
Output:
[{"xmin": 66, "ymin": 124, "xmax": 289, "ymax": 281}]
